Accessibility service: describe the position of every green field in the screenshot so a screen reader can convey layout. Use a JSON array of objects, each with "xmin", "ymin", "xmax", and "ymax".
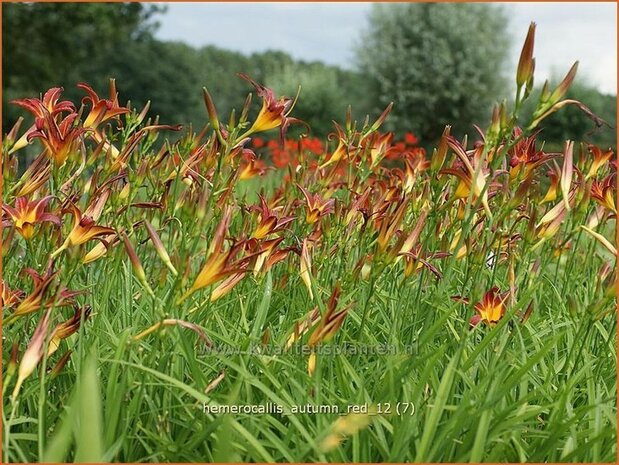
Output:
[{"xmin": 2, "ymin": 27, "xmax": 617, "ymax": 463}]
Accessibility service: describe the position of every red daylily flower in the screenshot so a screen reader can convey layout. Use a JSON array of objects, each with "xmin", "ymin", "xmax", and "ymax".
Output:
[
  {"xmin": 2, "ymin": 196, "xmax": 60, "ymax": 240},
  {"xmin": 238, "ymin": 74, "xmax": 304, "ymax": 142}
]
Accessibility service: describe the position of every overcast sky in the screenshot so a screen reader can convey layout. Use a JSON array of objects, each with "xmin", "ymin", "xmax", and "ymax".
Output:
[{"xmin": 155, "ymin": 2, "xmax": 617, "ymax": 94}]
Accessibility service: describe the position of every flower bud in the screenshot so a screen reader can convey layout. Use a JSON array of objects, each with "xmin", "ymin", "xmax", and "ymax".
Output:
[{"xmin": 516, "ymin": 22, "xmax": 536, "ymax": 88}]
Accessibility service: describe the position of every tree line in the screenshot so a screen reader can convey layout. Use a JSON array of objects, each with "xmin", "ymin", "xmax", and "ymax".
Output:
[{"xmin": 3, "ymin": 2, "xmax": 615, "ymax": 149}]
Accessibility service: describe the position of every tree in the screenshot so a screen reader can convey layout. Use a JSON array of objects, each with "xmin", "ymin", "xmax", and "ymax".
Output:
[
  {"xmin": 2, "ymin": 2, "xmax": 163, "ymax": 130},
  {"xmin": 356, "ymin": 3, "xmax": 510, "ymax": 143}
]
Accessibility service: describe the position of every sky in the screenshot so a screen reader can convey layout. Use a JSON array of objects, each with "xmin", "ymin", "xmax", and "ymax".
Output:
[{"xmin": 154, "ymin": 2, "xmax": 617, "ymax": 94}]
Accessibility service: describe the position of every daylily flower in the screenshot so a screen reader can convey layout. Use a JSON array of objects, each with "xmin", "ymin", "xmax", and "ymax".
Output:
[
  {"xmin": 249, "ymin": 237, "xmax": 289, "ymax": 276},
  {"xmin": 470, "ymin": 287, "xmax": 510, "ymax": 327},
  {"xmin": 11, "ymin": 87, "xmax": 75, "ymax": 119},
  {"xmin": 585, "ymin": 145, "xmax": 614, "ymax": 180},
  {"xmin": 47, "ymin": 305, "xmax": 92, "ymax": 356},
  {"xmin": 534, "ymin": 193, "xmax": 574, "ymax": 246},
  {"xmin": 298, "ymin": 185, "xmax": 335, "ymax": 224},
  {"xmin": 516, "ymin": 22, "xmax": 536, "ymax": 89},
  {"xmin": 590, "ymin": 175, "xmax": 616, "ymax": 214},
  {"xmin": 396, "ymin": 152, "xmax": 429, "ymax": 193},
  {"xmin": 368, "ymin": 132, "xmax": 394, "ymax": 168},
  {"xmin": 238, "ymin": 73, "xmax": 304, "ymax": 142},
  {"xmin": 8, "ymin": 267, "xmax": 56, "ymax": 321},
  {"xmin": 178, "ymin": 207, "xmax": 246, "ymax": 303},
  {"xmin": 122, "ymin": 233, "xmax": 156, "ymax": 298},
  {"xmin": 82, "ymin": 231, "xmax": 121, "ymax": 264},
  {"xmin": 251, "ymin": 195, "xmax": 295, "ymax": 239},
  {"xmin": 28, "ymin": 111, "xmax": 86, "ymax": 165},
  {"xmin": 560, "ymin": 141, "xmax": 574, "ymax": 210},
  {"xmin": 77, "ymin": 80, "xmax": 129, "ymax": 129},
  {"xmin": 508, "ymin": 128, "xmax": 555, "ymax": 180},
  {"xmin": 440, "ymin": 137, "xmax": 492, "ymax": 217},
  {"xmin": 1, "ymin": 281, "xmax": 25, "ymax": 309},
  {"xmin": 320, "ymin": 124, "xmax": 350, "ymax": 168},
  {"xmin": 430, "ymin": 126, "xmax": 451, "ymax": 171},
  {"xmin": 401, "ymin": 245, "xmax": 449, "ymax": 279},
  {"xmin": 405, "ymin": 132, "xmax": 419, "ymax": 145},
  {"xmin": 239, "ymin": 156, "xmax": 267, "ymax": 180},
  {"xmin": 6, "ymin": 266, "xmax": 83, "ymax": 325},
  {"xmin": 48, "ymin": 351, "xmax": 73, "ymax": 379},
  {"xmin": 2, "ymin": 196, "xmax": 60, "ymax": 240},
  {"xmin": 308, "ymin": 283, "xmax": 350, "ymax": 346},
  {"xmin": 9, "ymin": 88, "xmax": 76, "ymax": 154},
  {"xmin": 51, "ymin": 203, "xmax": 116, "ymax": 258},
  {"xmin": 132, "ymin": 318, "xmax": 212, "ymax": 347}
]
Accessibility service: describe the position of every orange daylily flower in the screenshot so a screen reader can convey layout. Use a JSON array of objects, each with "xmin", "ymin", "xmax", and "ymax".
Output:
[
  {"xmin": 11, "ymin": 87, "xmax": 75, "ymax": 119},
  {"xmin": 508, "ymin": 128, "xmax": 556, "ymax": 180},
  {"xmin": 251, "ymin": 195, "xmax": 295, "ymax": 239},
  {"xmin": 178, "ymin": 207, "xmax": 246, "ymax": 303},
  {"xmin": 51, "ymin": 203, "xmax": 116, "ymax": 258},
  {"xmin": 590, "ymin": 175, "xmax": 616, "ymax": 214},
  {"xmin": 534, "ymin": 193, "xmax": 574, "ymax": 245},
  {"xmin": 238, "ymin": 74, "xmax": 304, "ymax": 142},
  {"xmin": 5, "ymin": 264, "xmax": 82, "ymax": 325},
  {"xmin": 285, "ymin": 307, "xmax": 321, "ymax": 350},
  {"xmin": 368, "ymin": 132, "xmax": 394, "ymax": 168},
  {"xmin": 376, "ymin": 195, "xmax": 409, "ymax": 255},
  {"xmin": 401, "ymin": 245, "xmax": 449, "ymax": 279},
  {"xmin": 516, "ymin": 22, "xmax": 536, "ymax": 89},
  {"xmin": 9, "ymin": 87, "xmax": 76, "ymax": 154},
  {"xmin": 145, "ymin": 221, "xmax": 178, "ymax": 275},
  {"xmin": 27, "ymin": 110, "xmax": 86, "ymax": 165},
  {"xmin": 239, "ymin": 157, "xmax": 267, "ymax": 180},
  {"xmin": 298, "ymin": 185, "xmax": 335, "ymax": 224},
  {"xmin": 320, "ymin": 124, "xmax": 349, "ymax": 169},
  {"xmin": 585, "ymin": 145, "xmax": 614, "ymax": 180},
  {"xmin": 471, "ymin": 287, "xmax": 510, "ymax": 327},
  {"xmin": 77, "ymin": 80, "xmax": 129, "ymax": 129},
  {"xmin": 2, "ymin": 195, "xmax": 60, "ymax": 240},
  {"xmin": 47, "ymin": 305, "xmax": 92, "ymax": 356},
  {"xmin": 440, "ymin": 137, "xmax": 492, "ymax": 217},
  {"xmin": 308, "ymin": 283, "xmax": 351, "ymax": 346},
  {"xmin": 8, "ymin": 267, "xmax": 56, "ymax": 320},
  {"xmin": 82, "ymin": 231, "xmax": 121, "ymax": 264},
  {"xmin": 1, "ymin": 281, "xmax": 25, "ymax": 309}
]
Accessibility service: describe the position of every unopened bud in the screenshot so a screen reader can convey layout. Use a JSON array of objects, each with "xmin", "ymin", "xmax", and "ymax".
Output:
[{"xmin": 516, "ymin": 22, "xmax": 536, "ymax": 88}]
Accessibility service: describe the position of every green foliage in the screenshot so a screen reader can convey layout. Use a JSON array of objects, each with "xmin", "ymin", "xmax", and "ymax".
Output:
[
  {"xmin": 2, "ymin": 2, "xmax": 162, "ymax": 128},
  {"xmin": 356, "ymin": 3, "xmax": 510, "ymax": 142},
  {"xmin": 523, "ymin": 79, "xmax": 617, "ymax": 151},
  {"xmin": 2, "ymin": 3, "xmax": 370, "ymax": 139}
]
